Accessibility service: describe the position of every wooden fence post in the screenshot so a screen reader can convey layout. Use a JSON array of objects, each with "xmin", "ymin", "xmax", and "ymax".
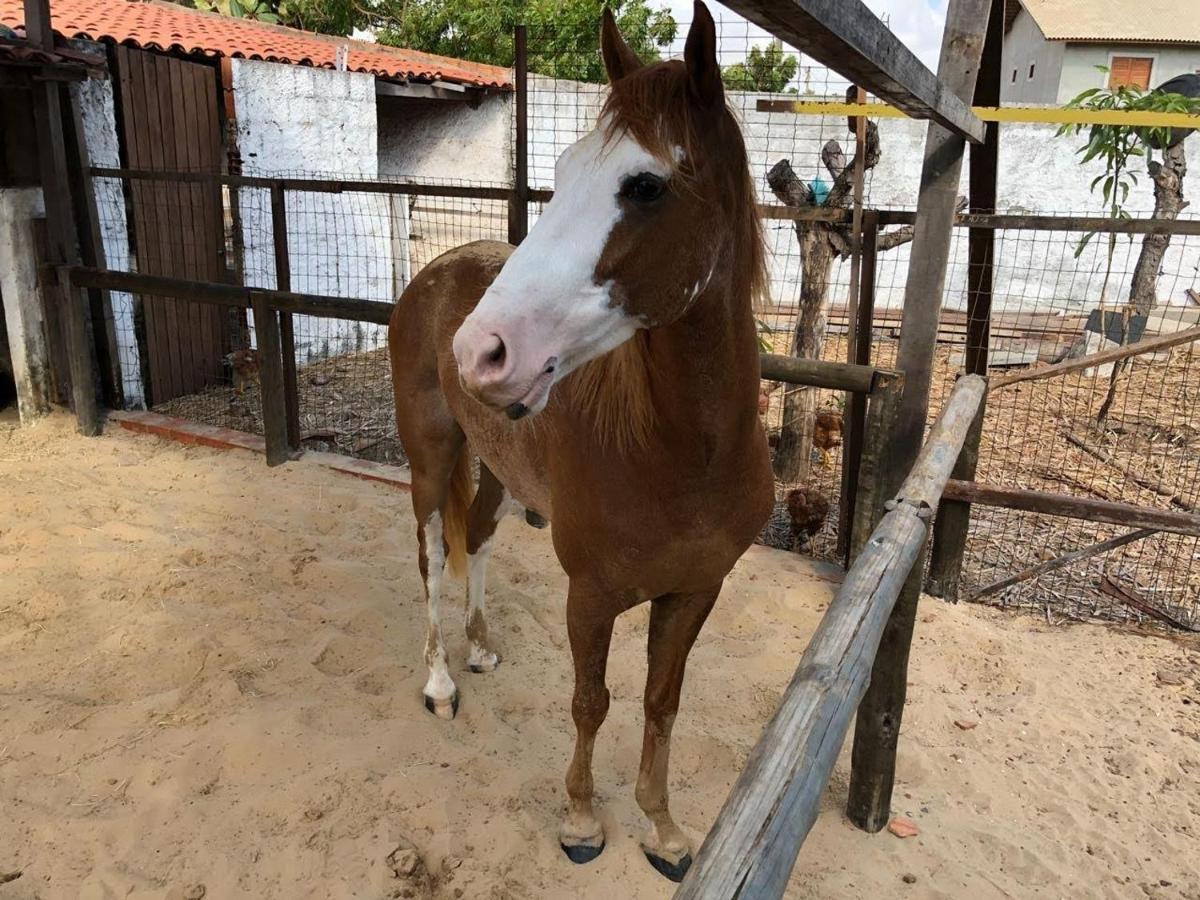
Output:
[
  {"xmin": 849, "ymin": 369, "xmax": 901, "ymax": 563},
  {"xmin": 270, "ymin": 182, "xmax": 301, "ymax": 451},
  {"xmin": 927, "ymin": 0, "xmax": 1003, "ymax": 600},
  {"xmin": 840, "ymin": 209, "xmax": 880, "ymax": 560},
  {"xmin": 252, "ymin": 292, "xmax": 289, "ymax": 466},
  {"xmin": 27, "ymin": 0, "xmax": 100, "ymax": 435},
  {"xmin": 846, "ymin": 0, "xmax": 993, "ymax": 833},
  {"xmin": 507, "ymin": 24, "xmax": 529, "ymax": 247}
]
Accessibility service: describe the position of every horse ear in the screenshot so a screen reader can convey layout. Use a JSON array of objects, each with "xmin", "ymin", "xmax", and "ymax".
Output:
[
  {"xmin": 684, "ymin": 1, "xmax": 723, "ymax": 107},
  {"xmin": 601, "ymin": 7, "xmax": 643, "ymax": 83}
]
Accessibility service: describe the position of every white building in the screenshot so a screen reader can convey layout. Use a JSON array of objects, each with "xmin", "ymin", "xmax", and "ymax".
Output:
[{"xmin": 1001, "ymin": 0, "xmax": 1200, "ymax": 105}]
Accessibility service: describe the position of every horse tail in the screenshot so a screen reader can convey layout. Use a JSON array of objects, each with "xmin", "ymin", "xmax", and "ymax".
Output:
[{"xmin": 443, "ymin": 445, "xmax": 473, "ymax": 578}]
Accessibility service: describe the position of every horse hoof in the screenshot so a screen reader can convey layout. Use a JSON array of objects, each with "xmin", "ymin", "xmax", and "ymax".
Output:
[
  {"xmin": 423, "ymin": 691, "xmax": 459, "ymax": 719},
  {"xmin": 560, "ymin": 841, "xmax": 604, "ymax": 865},
  {"xmin": 468, "ymin": 652, "xmax": 501, "ymax": 674},
  {"xmin": 644, "ymin": 851, "xmax": 692, "ymax": 883}
]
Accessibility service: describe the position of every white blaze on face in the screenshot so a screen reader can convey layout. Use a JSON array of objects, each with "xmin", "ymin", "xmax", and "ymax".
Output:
[{"xmin": 452, "ymin": 122, "xmax": 673, "ymax": 416}]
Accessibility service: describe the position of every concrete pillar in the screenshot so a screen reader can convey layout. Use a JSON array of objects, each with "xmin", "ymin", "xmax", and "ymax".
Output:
[{"xmin": 0, "ymin": 187, "xmax": 52, "ymax": 424}]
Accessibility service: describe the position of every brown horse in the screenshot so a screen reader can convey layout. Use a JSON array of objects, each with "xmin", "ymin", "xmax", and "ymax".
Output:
[{"xmin": 388, "ymin": 2, "xmax": 774, "ymax": 881}]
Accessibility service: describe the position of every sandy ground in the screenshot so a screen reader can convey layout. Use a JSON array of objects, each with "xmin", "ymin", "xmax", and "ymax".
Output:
[{"xmin": 2, "ymin": 414, "xmax": 1199, "ymax": 900}]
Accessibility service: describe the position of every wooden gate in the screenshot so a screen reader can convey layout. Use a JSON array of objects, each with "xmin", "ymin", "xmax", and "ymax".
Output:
[{"xmin": 114, "ymin": 45, "xmax": 229, "ymax": 405}]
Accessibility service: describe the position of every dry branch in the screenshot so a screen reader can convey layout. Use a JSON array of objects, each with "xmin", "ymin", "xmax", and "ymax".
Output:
[
  {"xmin": 1064, "ymin": 431, "xmax": 1194, "ymax": 511},
  {"xmin": 969, "ymin": 528, "xmax": 1157, "ymax": 601},
  {"xmin": 1099, "ymin": 577, "xmax": 1198, "ymax": 632}
]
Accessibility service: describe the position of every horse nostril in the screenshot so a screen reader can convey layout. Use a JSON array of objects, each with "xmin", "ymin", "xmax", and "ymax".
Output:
[{"xmin": 485, "ymin": 335, "xmax": 506, "ymax": 368}]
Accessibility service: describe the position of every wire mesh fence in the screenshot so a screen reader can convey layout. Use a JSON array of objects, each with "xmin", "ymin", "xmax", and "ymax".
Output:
[{"xmin": 85, "ymin": 11, "xmax": 1199, "ymax": 628}]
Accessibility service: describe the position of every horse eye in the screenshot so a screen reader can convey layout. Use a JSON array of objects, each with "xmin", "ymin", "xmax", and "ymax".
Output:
[{"xmin": 620, "ymin": 172, "xmax": 667, "ymax": 204}]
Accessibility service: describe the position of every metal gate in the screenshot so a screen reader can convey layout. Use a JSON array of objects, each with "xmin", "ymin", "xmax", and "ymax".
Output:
[{"xmin": 113, "ymin": 45, "xmax": 229, "ymax": 405}]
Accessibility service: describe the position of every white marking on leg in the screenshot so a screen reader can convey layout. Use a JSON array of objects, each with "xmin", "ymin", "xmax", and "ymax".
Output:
[
  {"xmin": 466, "ymin": 490, "xmax": 507, "ymax": 671},
  {"xmin": 422, "ymin": 511, "xmax": 456, "ymax": 706}
]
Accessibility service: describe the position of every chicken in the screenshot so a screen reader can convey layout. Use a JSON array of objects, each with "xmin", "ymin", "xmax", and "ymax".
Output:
[
  {"xmin": 756, "ymin": 483, "xmax": 831, "ymax": 554},
  {"xmin": 225, "ymin": 348, "xmax": 260, "ymax": 396},
  {"xmin": 813, "ymin": 409, "xmax": 844, "ymax": 470}
]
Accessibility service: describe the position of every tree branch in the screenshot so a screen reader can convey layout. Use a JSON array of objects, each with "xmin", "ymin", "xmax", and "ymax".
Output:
[
  {"xmin": 767, "ymin": 158, "xmax": 814, "ymax": 208},
  {"xmin": 821, "ymin": 140, "xmax": 846, "ymax": 183}
]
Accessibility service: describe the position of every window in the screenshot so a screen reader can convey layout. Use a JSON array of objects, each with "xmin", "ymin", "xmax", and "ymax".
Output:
[
  {"xmin": 1028, "ymin": 63, "xmax": 1036, "ymax": 79},
  {"xmin": 1108, "ymin": 56, "xmax": 1154, "ymax": 89}
]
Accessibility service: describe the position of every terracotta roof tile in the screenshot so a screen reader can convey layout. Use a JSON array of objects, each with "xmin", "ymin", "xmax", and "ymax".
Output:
[{"xmin": 0, "ymin": 0, "xmax": 511, "ymax": 88}]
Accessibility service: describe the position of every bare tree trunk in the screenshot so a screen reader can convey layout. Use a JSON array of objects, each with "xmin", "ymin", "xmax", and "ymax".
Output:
[
  {"xmin": 1098, "ymin": 141, "xmax": 1188, "ymax": 423},
  {"xmin": 1129, "ymin": 142, "xmax": 1188, "ymax": 315},
  {"xmin": 774, "ymin": 226, "xmax": 835, "ymax": 481}
]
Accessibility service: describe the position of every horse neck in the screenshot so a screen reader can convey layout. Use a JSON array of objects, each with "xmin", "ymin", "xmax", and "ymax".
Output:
[{"xmin": 646, "ymin": 271, "xmax": 762, "ymax": 457}]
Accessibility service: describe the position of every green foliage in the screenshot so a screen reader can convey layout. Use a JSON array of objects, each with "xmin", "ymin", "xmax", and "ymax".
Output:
[
  {"xmin": 228, "ymin": 0, "xmax": 281, "ymax": 23},
  {"xmin": 1058, "ymin": 68, "xmax": 1200, "ymax": 257},
  {"xmin": 722, "ymin": 40, "xmax": 798, "ymax": 94},
  {"xmin": 375, "ymin": 0, "xmax": 677, "ymax": 82}
]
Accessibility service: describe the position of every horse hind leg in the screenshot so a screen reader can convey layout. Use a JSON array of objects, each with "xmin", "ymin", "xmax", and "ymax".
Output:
[
  {"xmin": 465, "ymin": 464, "xmax": 508, "ymax": 673},
  {"xmin": 636, "ymin": 587, "xmax": 720, "ymax": 882}
]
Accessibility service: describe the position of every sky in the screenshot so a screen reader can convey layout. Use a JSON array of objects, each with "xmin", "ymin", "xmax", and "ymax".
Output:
[{"xmin": 663, "ymin": 0, "xmax": 950, "ymax": 71}]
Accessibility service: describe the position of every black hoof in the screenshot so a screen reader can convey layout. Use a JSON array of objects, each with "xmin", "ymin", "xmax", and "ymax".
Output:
[
  {"xmin": 561, "ymin": 841, "xmax": 604, "ymax": 865},
  {"xmin": 525, "ymin": 509, "xmax": 548, "ymax": 529},
  {"xmin": 644, "ymin": 851, "xmax": 692, "ymax": 883},
  {"xmin": 423, "ymin": 691, "xmax": 459, "ymax": 719},
  {"xmin": 468, "ymin": 655, "xmax": 501, "ymax": 674}
]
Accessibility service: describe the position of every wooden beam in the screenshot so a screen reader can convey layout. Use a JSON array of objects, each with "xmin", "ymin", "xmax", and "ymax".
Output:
[
  {"xmin": 846, "ymin": 0, "xmax": 992, "ymax": 834},
  {"xmin": 375, "ymin": 81, "xmax": 471, "ymax": 102},
  {"xmin": 270, "ymin": 182, "xmax": 301, "ymax": 451},
  {"xmin": 67, "ymin": 267, "xmax": 395, "ymax": 325},
  {"xmin": 759, "ymin": 353, "xmax": 885, "ymax": 393},
  {"xmin": 507, "ymin": 25, "xmax": 529, "ymax": 246},
  {"xmin": 721, "ymin": 0, "xmax": 984, "ymax": 142},
  {"xmin": 926, "ymin": 0, "xmax": 1003, "ymax": 601},
  {"xmin": 989, "ymin": 324, "xmax": 1200, "ymax": 389},
  {"xmin": 676, "ymin": 375, "xmax": 984, "ymax": 900},
  {"xmin": 941, "ymin": 480, "xmax": 1200, "ymax": 536}
]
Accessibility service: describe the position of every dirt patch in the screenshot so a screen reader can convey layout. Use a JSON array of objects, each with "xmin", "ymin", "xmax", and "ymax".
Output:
[{"xmin": 1, "ymin": 414, "xmax": 1198, "ymax": 898}]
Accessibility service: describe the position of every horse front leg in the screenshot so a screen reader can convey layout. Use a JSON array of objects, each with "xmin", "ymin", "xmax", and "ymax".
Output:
[
  {"xmin": 559, "ymin": 582, "xmax": 617, "ymax": 864},
  {"xmin": 465, "ymin": 464, "xmax": 508, "ymax": 673},
  {"xmin": 637, "ymin": 586, "xmax": 720, "ymax": 882}
]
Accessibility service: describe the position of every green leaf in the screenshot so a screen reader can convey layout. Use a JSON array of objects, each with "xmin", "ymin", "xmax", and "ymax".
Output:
[{"xmin": 1074, "ymin": 232, "xmax": 1095, "ymax": 258}]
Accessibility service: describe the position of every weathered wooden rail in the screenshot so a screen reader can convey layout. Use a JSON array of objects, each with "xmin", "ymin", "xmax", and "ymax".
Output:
[{"xmin": 676, "ymin": 374, "xmax": 988, "ymax": 899}]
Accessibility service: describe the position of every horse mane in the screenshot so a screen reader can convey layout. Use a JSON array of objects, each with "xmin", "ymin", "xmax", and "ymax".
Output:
[
  {"xmin": 561, "ymin": 60, "xmax": 766, "ymax": 451},
  {"xmin": 563, "ymin": 331, "xmax": 656, "ymax": 452}
]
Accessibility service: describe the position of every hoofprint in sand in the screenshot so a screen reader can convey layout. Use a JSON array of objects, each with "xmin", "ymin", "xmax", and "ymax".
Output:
[{"xmin": 1, "ymin": 414, "xmax": 1197, "ymax": 898}]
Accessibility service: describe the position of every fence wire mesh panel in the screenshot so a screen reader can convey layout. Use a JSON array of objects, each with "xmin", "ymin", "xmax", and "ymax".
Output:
[
  {"xmin": 921, "ymin": 222, "xmax": 1200, "ymax": 629},
  {"xmin": 84, "ymin": 12, "xmax": 1199, "ymax": 627},
  {"xmin": 93, "ymin": 168, "xmax": 509, "ymax": 466}
]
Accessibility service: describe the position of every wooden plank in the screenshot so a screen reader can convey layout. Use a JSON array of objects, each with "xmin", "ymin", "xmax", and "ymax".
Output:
[
  {"xmin": 719, "ymin": 0, "xmax": 984, "ymax": 142},
  {"xmin": 846, "ymin": 0, "xmax": 992, "ymax": 835},
  {"xmin": 989, "ymin": 324, "xmax": 1200, "ymax": 389},
  {"xmin": 166, "ymin": 56, "xmax": 197, "ymax": 396},
  {"xmin": 941, "ymin": 480, "xmax": 1200, "ymax": 536}
]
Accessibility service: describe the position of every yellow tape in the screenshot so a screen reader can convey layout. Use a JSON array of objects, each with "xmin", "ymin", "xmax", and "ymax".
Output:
[{"xmin": 758, "ymin": 100, "xmax": 1200, "ymax": 128}]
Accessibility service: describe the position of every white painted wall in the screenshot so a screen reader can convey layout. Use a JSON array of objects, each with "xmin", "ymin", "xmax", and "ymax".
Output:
[
  {"xmin": 378, "ymin": 93, "xmax": 511, "ymax": 183},
  {"xmin": 1058, "ymin": 45, "xmax": 1200, "ymax": 103},
  {"xmin": 999, "ymin": 7, "xmax": 1064, "ymax": 105},
  {"xmin": 231, "ymin": 59, "xmax": 395, "ymax": 363},
  {"xmin": 494, "ymin": 78, "xmax": 1200, "ymax": 315},
  {"xmin": 74, "ymin": 77, "xmax": 144, "ymax": 408}
]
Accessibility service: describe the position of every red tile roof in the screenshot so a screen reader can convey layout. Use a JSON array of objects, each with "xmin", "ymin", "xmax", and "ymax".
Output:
[{"xmin": 0, "ymin": 0, "xmax": 511, "ymax": 88}]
